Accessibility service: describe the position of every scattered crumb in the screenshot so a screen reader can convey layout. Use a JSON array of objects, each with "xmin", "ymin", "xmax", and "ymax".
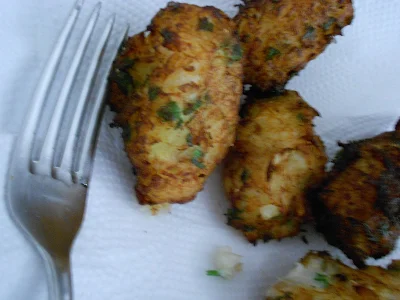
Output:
[
  {"xmin": 207, "ymin": 246, "xmax": 243, "ymax": 279},
  {"xmin": 140, "ymin": 203, "xmax": 171, "ymax": 215}
]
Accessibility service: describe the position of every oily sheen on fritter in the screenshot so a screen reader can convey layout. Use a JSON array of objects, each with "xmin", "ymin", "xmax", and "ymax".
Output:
[
  {"xmin": 266, "ymin": 251, "xmax": 400, "ymax": 300},
  {"xmin": 311, "ymin": 120, "xmax": 400, "ymax": 268},
  {"xmin": 223, "ymin": 90, "xmax": 327, "ymax": 243},
  {"xmin": 235, "ymin": 0, "xmax": 354, "ymax": 91},
  {"xmin": 108, "ymin": 2, "xmax": 242, "ymax": 204}
]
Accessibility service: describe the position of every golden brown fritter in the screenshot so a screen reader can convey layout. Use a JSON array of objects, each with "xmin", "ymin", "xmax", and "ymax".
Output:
[
  {"xmin": 235, "ymin": 0, "xmax": 354, "ymax": 91},
  {"xmin": 223, "ymin": 90, "xmax": 327, "ymax": 243},
  {"xmin": 266, "ymin": 251, "xmax": 400, "ymax": 300},
  {"xmin": 311, "ymin": 121, "xmax": 400, "ymax": 268},
  {"xmin": 108, "ymin": 2, "xmax": 243, "ymax": 204}
]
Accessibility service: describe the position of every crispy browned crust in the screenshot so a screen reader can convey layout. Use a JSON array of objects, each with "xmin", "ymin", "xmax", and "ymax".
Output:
[
  {"xmin": 266, "ymin": 251, "xmax": 400, "ymax": 300},
  {"xmin": 108, "ymin": 2, "xmax": 243, "ymax": 204},
  {"xmin": 223, "ymin": 90, "xmax": 327, "ymax": 243},
  {"xmin": 311, "ymin": 122, "xmax": 400, "ymax": 267},
  {"xmin": 235, "ymin": 0, "xmax": 354, "ymax": 91}
]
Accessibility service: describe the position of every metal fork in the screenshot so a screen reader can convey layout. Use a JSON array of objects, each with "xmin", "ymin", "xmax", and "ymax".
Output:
[{"xmin": 5, "ymin": 1, "xmax": 127, "ymax": 299}]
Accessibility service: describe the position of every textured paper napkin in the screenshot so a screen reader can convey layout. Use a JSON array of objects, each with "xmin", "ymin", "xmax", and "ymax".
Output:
[{"xmin": 0, "ymin": 0, "xmax": 400, "ymax": 299}]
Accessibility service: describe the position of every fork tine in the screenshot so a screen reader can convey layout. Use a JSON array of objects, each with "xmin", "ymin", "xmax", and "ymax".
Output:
[
  {"xmin": 20, "ymin": 0, "xmax": 83, "ymax": 170},
  {"xmin": 73, "ymin": 23, "xmax": 130, "ymax": 183},
  {"xmin": 31, "ymin": 3, "xmax": 101, "ymax": 177},
  {"xmin": 54, "ymin": 14, "xmax": 116, "ymax": 184}
]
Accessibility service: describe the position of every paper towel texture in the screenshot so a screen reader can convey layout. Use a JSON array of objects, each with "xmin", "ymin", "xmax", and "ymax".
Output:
[{"xmin": 0, "ymin": 0, "xmax": 399, "ymax": 299}]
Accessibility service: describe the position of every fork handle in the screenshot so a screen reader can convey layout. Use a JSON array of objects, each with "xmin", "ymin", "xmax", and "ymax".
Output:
[{"xmin": 45, "ymin": 256, "xmax": 73, "ymax": 300}]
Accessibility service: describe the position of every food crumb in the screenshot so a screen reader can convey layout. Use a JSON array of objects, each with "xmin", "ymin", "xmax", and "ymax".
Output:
[
  {"xmin": 301, "ymin": 236, "xmax": 309, "ymax": 244},
  {"xmin": 207, "ymin": 246, "xmax": 243, "ymax": 279}
]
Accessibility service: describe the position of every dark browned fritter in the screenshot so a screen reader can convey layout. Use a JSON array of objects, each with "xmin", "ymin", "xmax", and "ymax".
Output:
[
  {"xmin": 311, "ymin": 120, "xmax": 400, "ymax": 268},
  {"xmin": 235, "ymin": 0, "xmax": 354, "ymax": 91},
  {"xmin": 108, "ymin": 2, "xmax": 243, "ymax": 204},
  {"xmin": 266, "ymin": 251, "xmax": 400, "ymax": 300},
  {"xmin": 223, "ymin": 90, "xmax": 327, "ymax": 243}
]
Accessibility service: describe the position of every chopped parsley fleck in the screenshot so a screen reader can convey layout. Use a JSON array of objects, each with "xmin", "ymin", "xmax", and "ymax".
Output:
[
  {"xmin": 204, "ymin": 93, "xmax": 212, "ymax": 103},
  {"xmin": 296, "ymin": 113, "xmax": 306, "ymax": 122},
  {"xmin": 241, "ymin": 169, "xmax": 250, "ymax": 183},
  {"xmin": 314, "ymin": 273, "xmax": 330, "ymax": 288},
  {"xmin": 122, "ymin": 125, "xmax": 131, "ymax": 141},
  {"xmin": 226, "ymin": 207, "xmax": 242, "ymax": 224},
  {"xmin": 186, "ymin": 133, "xmax": 193, "ymax": 147},
  {"xmin": 323, "ymin": 17, "xmax": 337, "ymax": 31},
  {"xmin": 272, "ymin": 292, "xmax": 293, "ymax": 300},
  {"xmin": 115, "ymin": 58, "xmax": 135, "ymax": 70},
  {"xmin": 303, "ymin": 26, "xmax": 316, "ymax": 40},
  {"xmin": 192, "ymin": 148, "xmax": 205, "ymax": 169},
  {"xmin": 230, "ymin": 43, "xmax": 243, "ymax": 62},
  {"xmin": 198, "ymin": 17, "xmax": 214, "ymax": 32},
  {"xmin": 206, "ymin": 270, "xmax": 221, "ymax": 277},
  {"xmin": 184, "ymin": 99, "xmax": 203, "ymax": 115},
  {"xmin": 388, "ymin": 261, "xmax": 400, "ymax": 272},
  {"xmin": 148, "ymin": 86, "xmax": 161, "ymax": 101},
  {"xmin": 161, "ymin": 28, "xmax": 175, "ymax": 43},
  {"xmin": 266, "ymin": 47, "xmax": 280, "ymax": 60},
  {"xmin": 110, "ymin": 70, "xmax": 134, "ymax": 96},
  {"xmin": 243, "ymin": 225, "xmax": 255, "ymax": 232},
  {"xmin": 157, "ymin": 101, "xmax": 182, "ymax": 122}
]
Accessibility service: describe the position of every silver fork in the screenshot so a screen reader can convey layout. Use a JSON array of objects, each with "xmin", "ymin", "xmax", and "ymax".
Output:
[{"xmin": 5, "ymin": 1, "xmax": 127, "ymax": 299}]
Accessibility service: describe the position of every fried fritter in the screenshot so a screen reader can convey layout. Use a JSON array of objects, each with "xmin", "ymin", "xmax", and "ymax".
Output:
[
  {"xmin": 266, "ymin": 251, "xmax": 400, "ymax": 300},
  {"xmin": 223, "ymin": 90, "xmax": 327, "ymax": 243},
  {"xmin": 108, "ymin": 2, "xmax": 243, "ymax": 204},
  {"xmin": 311, "ymin": 121, "xmax": 400, "ymax": 268},
  {"xmin": 235, "ymin": 0, "xmax": 354, "ymax": 91}
]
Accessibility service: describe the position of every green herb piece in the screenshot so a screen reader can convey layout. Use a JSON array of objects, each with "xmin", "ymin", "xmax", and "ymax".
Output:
[
  {"xmin": 243, "ymin": 225, "xmax": 255, "ymax": 232},
  {"xmin": 115, "ymin": 58, "xmax": 135, "ymax": 70},
  {"xmin": 334, "ymin": 273, "xmax": 348, "ymax": 282},
  {"xmin": 288, "ymin": 70, "xmax": 299, "ymax": 79},
  {"xmin": 388, "ymin": 261, "xmax": 400, "ymax": 272},
  {"xmin": 110, "ymin": 70, "xmax": 134, "ymax": 96},
  {"xmin": 314, "ymin": 273, "xmax": 330, "ymax": 288},
  {"xmin": 303, "ymin": 26, "xmax": 316, "ymax": 40},
  {"xmin": 157, "ymin": 101, "xmax": 181, "ymax": 122},
  {"xmin": 296, "ymin": 113, "xmax": 306, "ymax": 122},
  {"xmin": 226, "ymin": 207, "xmax": 242, "ymax": 224},
  {"xmin": 198, "ymin": 17, "xmax": 214, "ymax": 32},
  {"xmin": 266, "ymin": 47, "xmax": 280, "ymax": 60},
  {"xmin": 272, "ymin": 292, "xmax": 293, "ymax": 300},
  {"xmin": 122, "ymin": 125, "xmax": 131, "ymax": 141},
  {"xmin": 192, "ymin": 148, "xmax": 205, "ymax": 169},
  {"xmin": 286, "ymin": 219, "xmax": 295, "ymax": 228},
  {"xmin": 363, "ymin": 223, "xmax": 379, "ymax": 242},
  {"xmin": 323, "ymin": 17, "xmax": 337, "ymax": 31},
  {"xmin": 148, "ymin": 86, "xmax": 161, "ymax": 101},
  {"xmin": 186, "ymin": 133, "xmax": 193, "ymax": 147},
  {"xmin": 379, "ymin": 222, "xmax": 390, "ymax": 237},
  {"xmin": 230, "ymin": 43, "xmax": 243, "ymax": 62},
  {"xmin": 206, "ymin": 270, "xmax": 221, "ymax": 277},
  {"xmin": 161, "ymin": 28, "xmax": 175, "ymax": 43},
  {"xmin": 184, "ymin": 99, "xmax": 203, "ymax": 115},
  {"xmin": 241, "ymin": 169, "xmax": 250, "ymax": 183},
  {"xmin": 204, "ymin": 93, "xmax": 212, "ymax": 103},
  {"xmin": 175, "ymin": 119, "xmax": 183, "ymax": 129}
]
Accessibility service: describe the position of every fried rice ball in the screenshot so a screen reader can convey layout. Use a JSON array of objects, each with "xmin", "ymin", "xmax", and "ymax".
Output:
[
  {"xmin": 311, "ymin": 120, "xmax": 400, "ymax": 268},
  {"xmin": 108, "ymin": 2, "xmax": 243, "ymax": 204},
  {"xmin": 234, "ymin": 0, "xmax": 354, "ymax": 90},
  {"xmin": 266, "ymin": 251, "xmax": 400, "ymax": 300},
  {"xmin": 223, "ymin": 90, "xmax": 327, "ymax": 243}
]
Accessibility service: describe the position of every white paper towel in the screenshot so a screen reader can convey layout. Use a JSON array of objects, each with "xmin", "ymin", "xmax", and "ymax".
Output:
[{"xmin": 0, "ymin": 0, "xmax": 399, "ymax": 299}]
